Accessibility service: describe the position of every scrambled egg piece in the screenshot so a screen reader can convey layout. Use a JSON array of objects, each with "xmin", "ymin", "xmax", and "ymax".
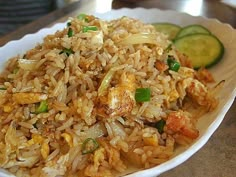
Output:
[
  {"xmin": 27, "ymin": 134, "xmax": 44, "ymax": 146},
  {"xmin": 3, "ymin": 104, "xmax": 13, "ymax": 113},
  {"xmin": 26, "ymin": 134, "xmax": 50, "ymax": 159},
  {"xmin": 169, "ymin": 89, "xmax": 179, "ymax": 102},
  {"xmin": 97, "ymin": 72, "xmax": 136, "ymax": 117},
  {"xmin": 143, "ymin": 134, "xmax": 158, "ymax": 146},
  {"xmin": 41, "ymin": 142, "xmax": 50, "ymax": 159},
  {"xmin": 166, "ymin": 111, "xmax": 199, "ymax": 139},
  {"xmin": 61, "ymin": 133, "xmax": 73, "ymax": 147},
  {"xmin": 12, "ymin": 92, "xmax": 47, "ymax": 104}
]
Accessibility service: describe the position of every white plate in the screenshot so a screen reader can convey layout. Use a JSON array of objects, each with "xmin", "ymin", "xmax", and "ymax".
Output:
[{"xmin": 0, "ymin": 8, "xmax": 236, "ymax": 177}]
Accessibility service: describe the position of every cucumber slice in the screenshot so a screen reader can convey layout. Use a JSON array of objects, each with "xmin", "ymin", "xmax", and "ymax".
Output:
[
  {"xmin": 152, "ymin": 23, "xmax": 181, "ymax": 40},
  {"xmin": 174, "ymin": 34, "xmax": 224, "ymax": 69},
  {"xmin": 176, "ymin": 25, "xmax": 210, "ymax": 39}
]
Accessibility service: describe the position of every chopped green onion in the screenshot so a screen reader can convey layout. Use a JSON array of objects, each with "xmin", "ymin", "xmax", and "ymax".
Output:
[
  {"xmin": 77, "ymin": 13, "xmax": 88, "ymax": 22},
  {"xmin": 135, "ymin": 88, "xmax": 151, "ymax": 102},
  {"xmin": 98, "ymin": 68, "xmax": 115, "ymax": 96},
  {"xmin": 82, "ymin": 26, "xmax": 98, "ymax": 33},
  {"xmin": 33, "ymin": 122, "xmax": 38, "ymax": 129},
  {"xmin": 167, "ymin": 56, "xmax": 180, "ymax": 72},
  {"xmin": 35, "ymin": 100, "xmax": 48, "ymax": 114},
  {"xmin": 82, "ymin": 138, "xmax": 99, "ymax": 155},
  {"xmin": 59, "ymin": 48, "xmax": 74, "ymax": 56},
  {"xmin": 155, "ymin": 119, "xmax": 166, "ymax": 134},
  {"xmin": 67, "ymin": 22, "xmax": 71, "ymax": 27},
  {"xmin": 67, "ymin": 27, "xmax": 74, "ymax": 37},
  {"xmin": 164, "ymin": 44, "xmax": 172, "ymax": 53},
  {"xmin": 0, "ymin": 87, "xmax": 7, "ymax": 90},
  {"xmin": 13, "ymin": 68, "xmax": 19, "ymax": 74}
]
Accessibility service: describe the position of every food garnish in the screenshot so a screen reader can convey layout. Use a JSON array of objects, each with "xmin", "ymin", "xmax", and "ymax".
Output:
[
  {"xmin": 82, "ymin": 138, "xmax": 99, "ymax": 154},
  {"xmin": 153, "ymin": 23, "xmax": 224, "ymax": 69},
  {"xmin": 135, "ymin": 88, "xmax": 151, "ymax": 102}
]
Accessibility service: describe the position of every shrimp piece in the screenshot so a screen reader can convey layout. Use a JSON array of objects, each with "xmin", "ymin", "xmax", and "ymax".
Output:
[
  {"xmin": 176, "ymin": 50, "xmax": 193, "ymax": 68},
  {"xmin": 181, "ymin": 78, "xmax": 215, "ymax": 108},
  {"xmin": 97, "ymin": 72, "xmax": 136, "ymax": 117},
  {"xmin": 12, "ymin": 92, "xmax": 47, "ymax": 104},
  {"xmin": 166, "ymin": 111, "xmax": 199, "ymax": 139},
  {"xmin": 185, "ymin": 78, "xmax": 207, "ymax": 106},
  {"xmin": 196, "ymin": 67, "xmax": 215, "ymax": 84},
  {"xmin": 155, "ymin": 60, "xmax": 168, "ymax": 72}
]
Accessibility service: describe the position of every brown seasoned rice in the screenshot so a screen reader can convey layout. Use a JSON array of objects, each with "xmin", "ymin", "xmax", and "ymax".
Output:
[{"xmin": 0, "ymin": 15, "xmax": 219, "ymax": 177}]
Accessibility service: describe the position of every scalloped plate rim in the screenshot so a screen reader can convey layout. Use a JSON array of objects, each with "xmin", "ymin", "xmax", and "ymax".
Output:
[
  {"xmin": 0, "ymin": 7, "xmax": 236, "ymax": 177},
  {"xmin": 1, "ymin": 8, "xmax": 235, "ymax": 49}
]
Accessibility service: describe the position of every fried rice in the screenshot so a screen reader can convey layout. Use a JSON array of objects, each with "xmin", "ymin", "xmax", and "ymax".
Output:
[{"xmin": 0, "ymin": 15, "xmax": 219, "ymax": 177}]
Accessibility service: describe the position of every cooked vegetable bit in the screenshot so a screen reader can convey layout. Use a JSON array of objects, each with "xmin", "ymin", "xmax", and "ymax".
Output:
[
  {"xmin": 167, "ymin": 56, "xmax": 180, "ymax": 72},
  {"xmin": 119, "ymin": 33, "xmax": 157, "ymax": 45},
  {"xmin": 164, "ymin": 44, "xmax": 172, "ymax": 53},
  {"xmin": 97, "ymin": 68, "xmax": 115, "ymax": 96},
  {"xmin": 18, "ymin": 59, "xmax": 38, "ymax": 71},
  {"xmin": 35, "ymin": 100, "xmax": 48, "ymax": 114},
  {"xmin": 155, "ymin": 119, "xmax": 166, "ymax": 134},
  {"xmin": 82, "ymin": 26, "xmax": 98, "ymax": 33},
  {"xmin": 13, "ymin": 68, "xmax": 19, "ymax": 74},
  {"xmin": 67, "ymin": 22, "xmax": 71, "ymax": 27},
  {"xmin": 82, "ymin": 138, "xmax": 99, "ymax": 154},
  {"xmin": 59, "ymin": 48, "xmax": 74, "ymax": 56},
  {"xmin": 67, "ymin": 27, "xmax": 74, "ymax": 37},
  {"xmin": 0, "ymin": 87, "xmax": 7, "ymax": 90},
  {"xmin": 135, "ymin": 88, "xmax": 151, "ymax": 102},
  {"xmin": 77, "ymin": 13, "xmax": 89, "ymax": 22}
]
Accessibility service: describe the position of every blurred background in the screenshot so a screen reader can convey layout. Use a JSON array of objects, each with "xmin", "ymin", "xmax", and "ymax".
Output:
[
  {"xmin": 0, "ymin": 0, "xmax": 235, "ymax": 38},
  {"xmin": 0, "ymin": 0, "xmax": 78, "ymax": 36},
  {"xmin": 0, "ymin": 0, "xmax": 235, "ymax": 176}
]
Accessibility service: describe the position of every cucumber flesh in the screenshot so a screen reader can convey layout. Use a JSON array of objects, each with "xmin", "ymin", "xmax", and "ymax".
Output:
[
  {"xmin": 176, "ymin": 24, "xmax": 210, "ymax": 39},
  {"xmin": 174, "ymin": 34, "xmax": 224, "ymax": 69},
  {"xmin": 152, "ymin": 23, "xmax": 181, "ymax": 40}
]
